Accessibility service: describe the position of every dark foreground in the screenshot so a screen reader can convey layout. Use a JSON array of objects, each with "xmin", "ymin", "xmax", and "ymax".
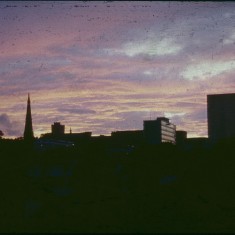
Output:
[{"xmin": 0, "ymin": 139, "xmax": 235, "ymax": 233}]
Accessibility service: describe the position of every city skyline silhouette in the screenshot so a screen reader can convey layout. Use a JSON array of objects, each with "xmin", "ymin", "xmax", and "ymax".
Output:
[
  {"xmin": 1, "ymin": 2, "xmax": 235, "ymax": 233},
  {"xmin": 1, "ymin": 95, "xmax": 235, "ymax": 233},
  {"xmin": 0, "ymin": 2, "xmax": 235, "ymax": 139},
  {"xmin": 2, "ymin": 91, "xmax": 235, "ymax": 144}
]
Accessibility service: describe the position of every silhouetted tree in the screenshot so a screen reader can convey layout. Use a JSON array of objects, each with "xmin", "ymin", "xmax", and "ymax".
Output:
[{"xmin": 0, "ymin": 130, "xmax": 3, "ymax": 139}]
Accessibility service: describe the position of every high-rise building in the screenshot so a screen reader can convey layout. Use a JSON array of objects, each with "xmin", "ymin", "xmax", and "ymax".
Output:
[
  {"xmin": 143, "ymin": 117, "xmax": 176, "ymax": 144},
  {"xmin": 207, "ymin": 93, "xmax": 235, "ymax": 141},
  {"xmin": 23, "ymin": 93, "xmax": 34, "ymax": 140}
]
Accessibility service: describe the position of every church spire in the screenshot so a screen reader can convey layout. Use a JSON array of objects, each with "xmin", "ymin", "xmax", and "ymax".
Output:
[{"xmin": 24, "ymin": 93, "xmax": 34, "ymax": 141}]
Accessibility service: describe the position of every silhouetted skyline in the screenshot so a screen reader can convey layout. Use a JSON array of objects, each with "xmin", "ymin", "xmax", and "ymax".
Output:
[{"xmin": 0, "ymin": 2, "xmax": 235, "ymax": 138}]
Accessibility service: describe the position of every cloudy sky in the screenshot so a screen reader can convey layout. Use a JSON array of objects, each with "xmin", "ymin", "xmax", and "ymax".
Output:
[{"xmin": 0, "ymin": 1, "xmax": 235, "ymax": 138}]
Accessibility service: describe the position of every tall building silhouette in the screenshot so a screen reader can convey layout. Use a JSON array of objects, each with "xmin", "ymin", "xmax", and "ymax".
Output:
[
  {"xmin": 143, "ymin": 117, "xmax": 176, "ymax": 144},
  {"xmin": 23, "ymin": 93, "xmax": 34, "ymax": 140},
  {"xmin": 51, "ymin": 122, "xmax": 65, "ymax": 136},
  {"xmin": 207, "ymin": 93, "xmax": 235, "ymax": 141}
]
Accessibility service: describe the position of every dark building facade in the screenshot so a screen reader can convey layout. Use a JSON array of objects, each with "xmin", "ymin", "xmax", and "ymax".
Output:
[
  {"xmin": 51, "ymin": 122, "xmax": 65, "ymax": 136},
  {"xmin": 143, "ymin": 117, "xmax": 176, "ymax": 144},
  {"xmin": 111, "ymin": 130, "xmax": 144, "ymax": 146},
  {"xmin": 23, "ymin": 93, "xmax": 34, "ymax": 141},
  {"xmin": 207, "ymin": 93, "xmax": 235, "ymax": 141},
  {"xmin": 41, "ymin": 122, "xmax": 91, "ymax": 144},
  {"xmin": 176, "ymin": 130, "xmax": 187, "ymax": 144}
]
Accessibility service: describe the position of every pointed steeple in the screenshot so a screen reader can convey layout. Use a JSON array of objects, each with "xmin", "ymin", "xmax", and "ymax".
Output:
[{"xmin": 24, "ymin": 93, "xmax": 34, "ymax": 140}]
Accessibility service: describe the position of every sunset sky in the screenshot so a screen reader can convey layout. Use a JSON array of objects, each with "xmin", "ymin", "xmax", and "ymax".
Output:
[{"xmin": 0, "ymin": 1, "xmax": 235, "ymax": 138}]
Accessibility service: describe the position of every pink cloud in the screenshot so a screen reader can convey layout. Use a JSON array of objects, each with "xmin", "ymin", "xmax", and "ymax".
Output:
[{"xmin": 0, "ymin": 2, "xmax": 235, "ymax": 138}]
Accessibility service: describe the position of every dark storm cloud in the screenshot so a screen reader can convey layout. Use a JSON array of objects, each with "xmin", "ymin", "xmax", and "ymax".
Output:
[{"xmin": 0, "ymin": 113, "xmax": 22, "ymax": 137}]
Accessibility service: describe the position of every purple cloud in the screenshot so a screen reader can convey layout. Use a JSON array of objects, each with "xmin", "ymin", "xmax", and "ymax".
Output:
[
  {"xmin": 0, "ymin": 113, "xmax": 22, "ymax": 137},
  {"xmin": 0, "ymin": 2, "xmax": 235, "ymax": 138}
]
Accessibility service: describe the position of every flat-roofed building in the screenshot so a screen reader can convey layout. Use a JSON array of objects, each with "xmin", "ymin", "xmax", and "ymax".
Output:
[
  {"xmin": 51, "ymin": 122, "xmax": 65, "ymax": 136},
  {"xmin": 176, "ymin": 130, "xmax": 187, "ymax": 144},
  {"xmin": 143, "ymin": 117, "xmax": 176, "ymax": 144},
  {"xmin": 207, "ymin": 93, "xmax": 235, "ymax": 141},
  {"xmin": 111, "ymin": 130, "xmax": 144, "ymax": 146}
]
